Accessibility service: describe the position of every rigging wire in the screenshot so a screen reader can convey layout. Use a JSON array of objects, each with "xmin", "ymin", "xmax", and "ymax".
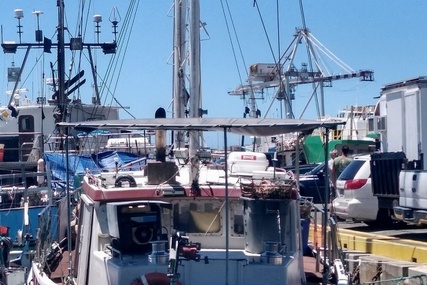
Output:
[
  {"xmin": 220, "ymin": 0, "xmax": 247, "ymax": 88},
  {"xmin": 60, "ymin": 0, "xmax": 139, "ymax": 121},
  {"xmin": 252, "ymin": 1, "xmax": 278, "ymax": 66},
  {"xmin": 219, "ymin": 0, "xmax": 254, "ymax": 115},
  {"xmin": 252, "ymin": 0, "xmax": 294, "ymax": 119},
  {"xmin": 72, "ymin": 0, "xmax": 100, "ymax": 117},
  {"xmin": 99, "ymin": 0, "xmax": 140, "ymax": 119},
  {"xmin": 108, "ymin": 1, "xmax": 140, "ymax": 117}
]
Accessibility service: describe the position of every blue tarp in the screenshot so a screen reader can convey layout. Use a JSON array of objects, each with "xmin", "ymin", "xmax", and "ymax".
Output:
[{"xmin": 44, "ymin": 151, "xmax": 146, "ymax": 190}]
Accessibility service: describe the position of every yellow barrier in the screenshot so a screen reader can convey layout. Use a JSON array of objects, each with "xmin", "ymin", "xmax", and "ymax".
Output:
[{"xmin": 309, "ymin": 225, "xmax": 427, "ymax": 264}]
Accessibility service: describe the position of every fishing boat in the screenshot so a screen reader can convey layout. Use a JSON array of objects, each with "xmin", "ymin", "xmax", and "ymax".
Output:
[
  {"xmin": 0, "ymin": 2, "xmax": 140, "ymax": 276},
  {"xmin": 23, "ymin": 1, "xmax": 347, "ymax": 284},
  {"xmin": 27, "ymin": 117, "xmax": 344, "ymax": 285}
]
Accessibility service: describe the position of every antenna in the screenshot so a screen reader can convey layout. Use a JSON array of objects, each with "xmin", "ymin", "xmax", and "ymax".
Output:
[
  {"xmin": 14, "ymin": 9, "xmax": 24, "ymax": 43},
  {"xmin": 32, "ymin": 11, "xmax": 44, "ymax": 42},
  {"xmin": 93, "ymin": 14, "xmax": 102, "ymax": 43},
  {"xmin": 109, "ymin": 7, "xmax": 121, "ymax": 42},
  {"xmin": 1, "ymin": 5, "xmax": 121, "ymax": 115}
]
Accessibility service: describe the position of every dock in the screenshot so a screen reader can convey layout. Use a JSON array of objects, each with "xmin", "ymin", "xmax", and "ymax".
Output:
[{"xmin": 308, "ymin": 224, "xmax": 427, "ymax": 284}]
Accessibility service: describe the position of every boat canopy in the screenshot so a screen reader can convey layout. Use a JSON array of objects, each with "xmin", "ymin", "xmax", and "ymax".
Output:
[{"xmin": 57, "ymin": 117, "xmax": 345, "ymax": 136}]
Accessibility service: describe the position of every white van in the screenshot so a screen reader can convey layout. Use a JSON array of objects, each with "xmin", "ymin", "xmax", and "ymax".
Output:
[{"xmin": 332, "ymin": 155, "xmax": 379, "ymax": 224}]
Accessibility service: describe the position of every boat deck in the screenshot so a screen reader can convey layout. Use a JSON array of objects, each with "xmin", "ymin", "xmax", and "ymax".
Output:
[
  {"xmin": 304, "ymin": 255, "xmax": 325, "ymax": 284},
  {"xmin": 49, "ymin": 252, "xmax": 325, "ymax": 284},
  {"xmin": 47, "ymin": 227, "xmax": 427, "ymax": 285}
]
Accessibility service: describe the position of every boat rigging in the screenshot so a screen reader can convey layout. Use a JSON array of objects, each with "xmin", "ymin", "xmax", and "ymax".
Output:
[{"xmin": 1, "ymin": 4, "xmax": 118, "ymax": 125}]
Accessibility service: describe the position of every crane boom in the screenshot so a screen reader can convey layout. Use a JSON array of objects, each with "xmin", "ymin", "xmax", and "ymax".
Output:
[{"xmin": 229, "ymin": 68, "xmax": 374, "ymax": 96}]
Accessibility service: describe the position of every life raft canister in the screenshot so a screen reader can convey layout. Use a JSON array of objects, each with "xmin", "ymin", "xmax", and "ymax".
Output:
[
  {"xmin": 114, "ymin": 175, "xmax": 137, "ymax": 187},
  {"xmin": 131, "ymin": 272, "xmax": 182, "ymax": 285}
]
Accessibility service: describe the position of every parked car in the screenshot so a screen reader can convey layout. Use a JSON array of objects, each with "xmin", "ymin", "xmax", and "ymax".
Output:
[
  {"xmin": 331, "ymin": 155, "xmax": 380, "ymax": 224},
  {"xmin": 285, "ymin": 163, "xmax": 319, "ymax": 174},
  {"xmin": 298, "ymin": 162, "xmax": 333, "ymax": 204}
]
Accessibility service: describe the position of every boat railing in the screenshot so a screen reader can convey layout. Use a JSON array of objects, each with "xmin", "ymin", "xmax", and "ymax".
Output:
[
  {"xmin": 73, "ymin": 131, "xmax": 156, "ymax": 155},
  {"xmin": 0, "ymin": 132, "xmax": 45, "ymax": 162},
  {"xmin": 36, "ymin": 203, "xmax": 59, "ymax": 263},
  {"xmin": 0, "ymin": 171, "xmax": 48, "ymax": 185},
  {"xmin": 0, "ymin": 162, "xmax": 44, "ymax": 182},
  {"xmin": 0, "ymin": 167, "xmax": 52, "ymax": 208},
  {"xmin": 105, "ymin": 242, "xmax": 124, "ymax": 261},
  {"xmin": 310, "ymin": 203, "xmax": 345, "ymax": 274},
  {"xmin": 44, "ymin": 135, "xmax": 78, "ymax": 153}
]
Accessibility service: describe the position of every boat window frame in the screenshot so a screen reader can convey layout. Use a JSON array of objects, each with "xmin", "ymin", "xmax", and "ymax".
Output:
[
  {"xmin": 18, "ymin": 114, "xmax": 35, "ymax": 132},
  {"xmin": 170, "ymin": 199, "xmax": 245, "ymax": 237},
  {"xmin": 172, "ymin": 199, "xmax": 223, "ymax": 235}
]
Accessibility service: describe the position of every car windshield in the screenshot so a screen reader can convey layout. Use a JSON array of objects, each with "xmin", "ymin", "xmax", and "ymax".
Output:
[
  {"xmin": 305, "ymin": 163, "xmax": 324, "ymax": 175},
  {"xmin": 338, "ymin": 160, "xmax": 365, "ymax": 180}
]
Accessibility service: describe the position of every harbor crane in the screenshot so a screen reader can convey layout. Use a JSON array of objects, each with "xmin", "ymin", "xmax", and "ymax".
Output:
[{"xmin": 229, "ymin": 28, "xmax": 374, "ymax": 119}]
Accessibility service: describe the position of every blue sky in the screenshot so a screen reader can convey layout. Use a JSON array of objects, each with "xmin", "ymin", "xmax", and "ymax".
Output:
[{"xmin": 1, "ymin": 1, "xmax": 426, "ymax": 147}]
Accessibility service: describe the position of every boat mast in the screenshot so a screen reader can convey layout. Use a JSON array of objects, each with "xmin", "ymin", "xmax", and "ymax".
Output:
[
  {"xmin": 57, "ymin": 0, "xmax": 67, "ymax": 127},
  {"xmin": 57, "ymin": 1, "xmax": 74, "ymax": 283},
  {"xmin": 187, "ymin": 0, "xmax": 202, "ymax": 185},
  {"xmin": 188, "ymin": 0, "xmax": 201, "ymax": 156},
  {"xmin": 172, "ymin": 0, "xmax": 205, "ymax": 153},
  {"xmin": 173, "ymin": 0, "xmax": 187, "ymax": 148}
]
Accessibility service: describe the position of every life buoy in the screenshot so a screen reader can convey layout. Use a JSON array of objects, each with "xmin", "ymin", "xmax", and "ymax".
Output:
[
  {"xmin": 115, "ymin": 175, "xmax": 137, "ymax": 187},
  {"xmin": 131, "ymin": 272, "xmax": 182, "ymax": 285}
]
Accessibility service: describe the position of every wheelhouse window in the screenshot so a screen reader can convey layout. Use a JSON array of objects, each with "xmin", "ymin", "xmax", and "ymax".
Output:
[
  {"xmin": 173, "ymin": 201, "xmax": 221, "ymax": 234},
  {"xmin": 19, "ymin": 115, "xmax": 35, "ymax": 132}
]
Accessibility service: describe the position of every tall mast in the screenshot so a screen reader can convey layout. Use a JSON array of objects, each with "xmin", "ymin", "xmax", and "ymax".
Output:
[
  {"xmin": 57, "ymin": 0, "xmax": 67, "ymax": 128},
  {"xmin": 173, "ymin": 0, "xmax": 187, "ymax": 148},
  {"xmin": 57, "ymin": 1, "xmax": 73, "ymax": 282},
  {"xmin": 188, "ymin": 0, "xmax": 201, "ymax": 157}
]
